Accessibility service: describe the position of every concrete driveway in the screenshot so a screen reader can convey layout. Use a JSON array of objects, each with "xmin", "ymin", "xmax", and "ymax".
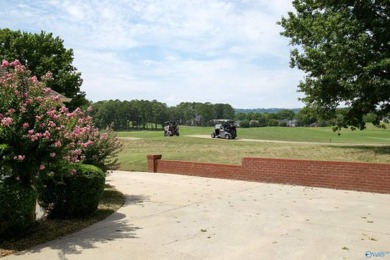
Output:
[{"xmin": 6, "ymin": 171, "xmax": 390, "ymax": 259}]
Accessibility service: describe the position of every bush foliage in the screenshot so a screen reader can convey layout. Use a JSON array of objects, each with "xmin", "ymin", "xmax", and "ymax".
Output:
[
  {"xmin": 38, "ymin": 164, "xmax": 105, "ymax": 218},
  {"xmin": 0, "ymin": 60, "xmax": 121, "ymax": 232},
  {"xmin": 0, "ymin": 179, "xmax": 37, "ymax": 237}
]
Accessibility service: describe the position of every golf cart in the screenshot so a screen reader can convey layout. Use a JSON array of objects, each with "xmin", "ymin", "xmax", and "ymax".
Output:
[
  {"xmin": 211, "ymin": 120, "xmax": 237, "ymax": 139},
  {"xmin": 164, "ymin": 121, "xmax": 179, "ymax": 136}
]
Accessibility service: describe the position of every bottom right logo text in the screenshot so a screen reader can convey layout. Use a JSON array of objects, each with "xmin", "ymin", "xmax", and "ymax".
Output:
[{"xmin": 365, "ymin": 251, "xmax": 390, "ymax": 258}]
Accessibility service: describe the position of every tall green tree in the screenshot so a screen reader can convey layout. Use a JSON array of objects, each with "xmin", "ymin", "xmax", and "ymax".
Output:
[
  {"xmin": 275, "ymin": 109, "xmax": 295, "ymax": 120},
  {"xmin": 151, "ymin": 100, "xmax": 168, "ymax": 129},
  {"xmin": 197, "ymin": 102, "xmax": 216, "ymax": 126},
  {"xmin": 279, "ymin": 0, "xmax": 389, "ymax": 130},
  {"xmin": 295, "ymin": 106, "xmax": 317, "ymax": 126},
  {"xmin": 0, "ymin": 28, "xmax": 88, "ymax": 110},
  {"xmin": 174, "ymin": 102, "xmax": 196, "ymax": 124},
  {"xmin": 220, "ymin": 103, "xmax": 235, "ymax": 119}
]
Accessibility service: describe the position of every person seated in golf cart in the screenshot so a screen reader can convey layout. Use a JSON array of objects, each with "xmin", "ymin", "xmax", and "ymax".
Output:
[{"xmin": 163, "ymin": 121, "xmax": 179, "ymax": 136}]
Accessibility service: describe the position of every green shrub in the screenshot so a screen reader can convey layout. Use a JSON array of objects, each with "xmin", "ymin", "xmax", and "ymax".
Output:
[
  {"xmin": 0, "ymin": 144, "xmax": 12, "ymax": 176},
  {"xmin": 279, "ymin": 121, "xmax": 288, "ymax": 127},
  {"xmin": 268, "ymin": 119, "xmax": 279, "ymax": 126},
  {"xmin": 240, "ymin": 120, "xmax": 250, "ymax": 128},
  {"xmin": 249, "ymin": 120, "xmax": 260, "ymax": 127},
  {"xmin": 38, "ymin": 164, "xmax": 105, "ymax": 218},
  {"xmin": 0, "ymin": 179, "xmax": 37, "ymax": 237},
  {"xmin": 0, "ymin": 144, "xmax": 8, "ymax": 153}
]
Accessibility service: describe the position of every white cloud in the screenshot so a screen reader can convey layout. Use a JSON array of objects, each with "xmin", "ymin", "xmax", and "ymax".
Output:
[{"xmin": 0, "ymin": 0, "xmax": 305, "ymax": 108}]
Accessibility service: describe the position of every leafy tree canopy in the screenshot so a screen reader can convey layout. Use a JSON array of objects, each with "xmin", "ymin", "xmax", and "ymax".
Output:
[
  {"xmin": 0, "ymin": 28, "xmax": 88, "ymax": 110},
  {"xmin": 279, "ymin": 0, "xmax": 389, "ymax": 130}
]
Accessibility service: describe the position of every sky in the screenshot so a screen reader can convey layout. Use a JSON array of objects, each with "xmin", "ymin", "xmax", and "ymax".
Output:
[{"xmin": 0, "ymin": 0, "xmax": 305, "ymax": 109}]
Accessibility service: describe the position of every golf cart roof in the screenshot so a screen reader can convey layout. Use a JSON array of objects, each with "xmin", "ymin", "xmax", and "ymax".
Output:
[{"xmin": 213, "ymin": 119, "xmax": 235, "ymax": 123}]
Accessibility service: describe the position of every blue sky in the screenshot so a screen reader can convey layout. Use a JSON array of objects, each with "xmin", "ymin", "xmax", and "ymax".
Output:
[{"xmin": 0, "ymin": 0, "xmax": 305, "ymax": 108}]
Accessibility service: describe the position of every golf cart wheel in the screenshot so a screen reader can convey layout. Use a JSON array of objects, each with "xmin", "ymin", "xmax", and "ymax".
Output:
[
  {"xmin": 225, "ymin": 134, "xmax": 230, "ymax": 139},
  {"xmin": 211, "ymin": 133, "xmax": 216, "ymax": 138}
]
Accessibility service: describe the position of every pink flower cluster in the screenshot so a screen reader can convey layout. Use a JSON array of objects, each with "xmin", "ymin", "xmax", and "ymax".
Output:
[
  {"xmin": 1, "ymin": 59, "xmax": 22, "ymax": 68},
  {"xmin": 14, "ymin": 155, "xmax": 25, "ymax": 161},
  {"xmin": 1, "ymin": 117, "xmax": 12, "ymax": 127},
  {"xmin": 1, "ymin": 60, "xmax": 9, "ymax": 68},
  {"xmin": 1, "ymin": 60, "xmax": 122, "ymax": 180}
]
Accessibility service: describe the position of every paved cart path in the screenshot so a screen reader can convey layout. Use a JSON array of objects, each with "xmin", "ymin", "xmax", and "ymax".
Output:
[
  {"xmin": 187, "ymin": 134, "xmax": 390, "ymax": 146},
  {"xmin": 7, "ymin": 171, "xmax": 390, "ymax": 259}
]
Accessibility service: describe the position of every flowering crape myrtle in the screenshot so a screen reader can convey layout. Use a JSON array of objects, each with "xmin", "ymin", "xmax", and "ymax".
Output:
[
  {"xmin": 0, "ymin": 60, "xmax": 121, "ymax": 184},
  {"xmin": 65, "ymin": 107, "xmax": 122, "ymax": 172}
]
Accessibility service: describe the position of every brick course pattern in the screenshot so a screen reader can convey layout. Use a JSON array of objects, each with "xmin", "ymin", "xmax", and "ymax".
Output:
[{"xmin": 147, "ymin": 155, "xmax": 390, "ymax": 194}]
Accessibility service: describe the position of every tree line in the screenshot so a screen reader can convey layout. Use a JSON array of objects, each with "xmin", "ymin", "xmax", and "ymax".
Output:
[
  {"xmin": 91, "ymin": 99, "xmax": 384, "ymax": 130},
  {"xmin": 91, "ymin": 100, "xmax": 235, "ymax": 130}
]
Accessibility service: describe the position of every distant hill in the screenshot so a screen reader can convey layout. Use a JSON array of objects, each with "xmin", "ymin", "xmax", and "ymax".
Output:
[{"xmin": 235, "ymin": 108, "xmax": 301, "ymax": 114}]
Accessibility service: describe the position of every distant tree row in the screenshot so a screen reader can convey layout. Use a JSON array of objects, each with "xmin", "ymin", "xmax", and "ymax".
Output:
[
  {"xmin": 237, "ymin": 107, "xmax": 385, "ymax": 128},
  {"xmin": 91, "ymin": 100, "xmax": 235, "ymax": 130},
  {"xmin": 235, "ymin": 108, "xmax": 301, "ymax": 114},
  {"xmin": 236, "ymin": 109, "xmax": 297, "ymax": 127},
  {"xmin": 91, "ymin": 99, "xmax": 384, "ymax": 130}
]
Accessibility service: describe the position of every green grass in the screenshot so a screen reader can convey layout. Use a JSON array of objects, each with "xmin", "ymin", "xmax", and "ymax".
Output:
[
  {"xmin": 116, "ymin": 124, "xmax": 390, "ymax": 172},
  {"xmin": 118, "ymin": 124, "xmax": 390, "ymax": 143},
  {"xmin": 0, "ymin": 184, "xmax": 125, "ymax": 257},
  {"xmin": 240, "ymin": 124, "xmax": 390, "ymax": 143}
]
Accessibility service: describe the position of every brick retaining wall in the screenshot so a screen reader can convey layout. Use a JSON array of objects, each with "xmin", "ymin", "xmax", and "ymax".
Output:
[{"xmin": 147, "ymin": 155, "xmax": 390, "ymax": 193}]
